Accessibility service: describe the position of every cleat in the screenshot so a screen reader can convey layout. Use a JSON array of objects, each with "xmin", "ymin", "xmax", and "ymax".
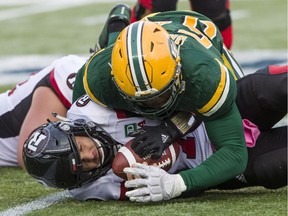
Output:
[{"xmin": 91, "ymin": 4, "xmax": 131, "ymax": 53}]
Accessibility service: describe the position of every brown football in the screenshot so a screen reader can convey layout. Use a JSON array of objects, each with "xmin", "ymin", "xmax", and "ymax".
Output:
[{"xmin": 112, "ymin": 139, "xmax": 180, "ymax": 180}]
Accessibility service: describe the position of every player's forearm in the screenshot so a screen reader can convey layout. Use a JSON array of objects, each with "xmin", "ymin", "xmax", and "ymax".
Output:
[
  {"xmin": 179, "ymin": 144, "xmax": 247, "ymax": 190},
  {"xmin": 179, "ymin": 104, "xmax": 248, "ymax": 191}
]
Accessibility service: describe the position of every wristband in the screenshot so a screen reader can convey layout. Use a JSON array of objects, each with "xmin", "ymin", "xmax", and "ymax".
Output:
[{"xmin": 169, "ymin": 111, "xmax": 198, "ymax": 135}]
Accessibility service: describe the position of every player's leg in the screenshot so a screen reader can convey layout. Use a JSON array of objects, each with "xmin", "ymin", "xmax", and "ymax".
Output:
[
  {"xmin": 244, "ymin": 126, "xmax": 287, "ymax": 189},
  {"xmin": 0, "ymin": 138, "xmax": 19, "ymax": 167},
  {"xmin": 189, "ymin": 0, "xmax": 233, "ymax": 49},
  {"xmin": 236, "ymin": 65, "xmax": 287, "ymax": 131},
  {"xmin": 215, "ymin": 126, "xmax": 287, "ymax": 189},
  {"xmin": 130, "ymin": 0, "xmax": 178, "ymax": 22},
  {"xmin": 91, "ymin": 4, "xmax": 131, "ymax": 53}
]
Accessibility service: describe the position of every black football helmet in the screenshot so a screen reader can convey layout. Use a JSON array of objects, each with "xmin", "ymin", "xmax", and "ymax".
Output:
[{"xmin": 23, "ymin": 119, "xmax": 119, "ymax": 189}]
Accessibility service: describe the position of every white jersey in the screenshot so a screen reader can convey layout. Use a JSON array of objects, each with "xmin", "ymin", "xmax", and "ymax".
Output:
[
  {"xmin": 68, "ymin": 95, "xmax": 214, "ymax": 201},
  {"xmin": 0, "ymin": 55, "xmax": 87, "ymax": 166}
]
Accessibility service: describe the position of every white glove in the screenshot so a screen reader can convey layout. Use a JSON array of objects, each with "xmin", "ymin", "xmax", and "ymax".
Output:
[{"xmin": 124, "ymin": 163, "xmax": 187, "ymax": 202}]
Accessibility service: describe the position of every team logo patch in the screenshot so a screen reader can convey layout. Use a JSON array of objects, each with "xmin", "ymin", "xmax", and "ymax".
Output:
[
  {"xmin": 25, "ymin": 129, "xmax": 50, "ymax": 157},
  {"xmin": 124, "ymin": 123, "xmax": 137, "ymax": 137},
  {"xmin": 76, "ymin": 95, "xmax": 91, "ymax": 107},
  {"xmin": 66, "ymin": 73, "xmax": 77, "ymax": 90}
]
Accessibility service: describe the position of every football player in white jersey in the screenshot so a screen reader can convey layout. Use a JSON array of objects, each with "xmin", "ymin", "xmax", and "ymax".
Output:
[
  {"xmin": 23, "ymin": 94, "xmax": 215, "ymax": 200},
  {"xmin": 0, "ymin": 55, "xmax": 87, "ymax": 168},
  {"xmin": 23, "ymin": 64, "xmax": 287, "ymax": 201}
]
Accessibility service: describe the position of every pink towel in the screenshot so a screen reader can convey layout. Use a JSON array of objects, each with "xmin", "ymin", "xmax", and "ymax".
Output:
[{"xmin": 243, "ymin": 119, "xmax": 260, "ymax": 148}]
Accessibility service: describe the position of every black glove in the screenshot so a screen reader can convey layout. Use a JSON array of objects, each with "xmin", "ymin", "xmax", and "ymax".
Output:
[{"xmin": 129, "ymin": 121, "xmax": 181, "ymax": 160}]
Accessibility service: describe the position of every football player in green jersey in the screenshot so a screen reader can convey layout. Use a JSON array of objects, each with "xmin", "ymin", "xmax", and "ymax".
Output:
[
  {"xmin": 130, "ymin": 0, "xmax": 233, "ymax": 49},
  {"xmin": 73, "ymin": 5, "xmax": 247, "ymax": 199}
]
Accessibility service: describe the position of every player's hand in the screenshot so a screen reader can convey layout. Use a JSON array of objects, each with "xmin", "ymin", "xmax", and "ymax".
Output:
[
  {"xmin": 128, "ymin": 121, "xmax": 180, "ymax": 159},
  {"xmin": 124, "ymin": 163, "xmax": 187, "ymax": 202}
]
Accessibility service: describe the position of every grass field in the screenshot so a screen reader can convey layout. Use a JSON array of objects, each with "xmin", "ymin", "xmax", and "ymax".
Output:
[
  {"xmin": 0, "ymin": 0, "xmax": 287, "ymax": 56},
  {"xmin": 0, "ymin": 0, "xmax": 287, "ymax": 215}
]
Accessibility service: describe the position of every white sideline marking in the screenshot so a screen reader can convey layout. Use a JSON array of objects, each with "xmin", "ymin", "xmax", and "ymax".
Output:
[{"xmin": 0, "ymin": 190, "xmax": 71, "ymax": 216}]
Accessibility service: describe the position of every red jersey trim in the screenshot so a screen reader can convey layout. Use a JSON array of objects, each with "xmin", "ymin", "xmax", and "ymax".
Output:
[
  {"xmin": 119, "ymin": 181, "xmax": 128, "ymax": 200},
  {"xmin": 115, "ymin": 110, "xmax": 127, "ymax": 119},
  {"xmin": 268, "ymin": 65, "xmax": 288, "ymax": 75},
  {"xmin": 49, "ymin": 69, "xmax": 71, "ymax": 108}
]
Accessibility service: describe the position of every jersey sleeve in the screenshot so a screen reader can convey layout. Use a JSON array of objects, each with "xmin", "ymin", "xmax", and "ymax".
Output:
[
  {"xmin": 68, "ymin": 170, "xmax": 127, "ymax": 201},
  {"xmin": 49, "ymin": 55, "xmax": 86, "ymax": 108},
  {"xmin": 68, "ymin": 94, "xmax": 117, "ymax": 125},
  {"xmin": 78, "ymin": 47, "xmax": 133, "ymax": 111},
  {"xmin": 179, "ymin": 103, "xmax": 248, "ymax": 190},
  {"xmin": 179, "ymin": 55, "xmax": 247, "ymax": 190},
  {"xmin": 196, "ymin": 58, "xmax": 237, "ymax": 120}
]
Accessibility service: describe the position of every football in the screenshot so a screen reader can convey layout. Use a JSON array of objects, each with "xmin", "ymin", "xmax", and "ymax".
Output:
[{"xmin": 112, "ymin": 139, "xmax": 180, "ymax": 180}]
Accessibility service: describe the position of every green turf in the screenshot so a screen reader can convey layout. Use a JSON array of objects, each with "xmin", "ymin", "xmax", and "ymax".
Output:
[
  {"xmin": 231, "ymin": 0, "xmax": 287, "ymax": 50},
  {"xmin": 0, "ymin": 167, "xmax": 59, "ymax": 211},
  {"xmin": 0, "ymin": 167, "xmax": 286, "ymax": 216},
  {"xmin": 0, "ymin": 85, "xmax": 13, "ymax": 93},
  {"xmin": 29, "ymin": 187, "xmax": 288, "ymax": 216},
  {"xmin": 0, "ymin": 2, "xmax": 134, "ymax": 55},
  {"xmin": 0, "ymin": 0, "xmax": 286, "ymax": 56}
]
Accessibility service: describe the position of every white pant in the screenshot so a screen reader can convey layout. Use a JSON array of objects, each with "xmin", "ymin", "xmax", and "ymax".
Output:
[{"xmin": 0, "ymin": 136, "xmax": 19, "ymax": 167}]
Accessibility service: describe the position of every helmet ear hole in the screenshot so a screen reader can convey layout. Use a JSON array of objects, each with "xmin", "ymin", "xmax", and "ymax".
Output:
[
  {"xmin": 150, "ymin": 42, "xmax": 154, "ymax": 52},
  {"xmin": 118, "ymin": 48, "xmax": 123, "ymax": 58},
  {"xmin": 153, "ymin": 28, "xmax": 161, "ymax": 33}
]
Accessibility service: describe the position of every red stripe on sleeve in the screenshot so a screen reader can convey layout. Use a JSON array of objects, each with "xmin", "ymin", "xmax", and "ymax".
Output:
[{"xmin": 49, "ymin": 69, "xmax": 72, "ymax": 108}]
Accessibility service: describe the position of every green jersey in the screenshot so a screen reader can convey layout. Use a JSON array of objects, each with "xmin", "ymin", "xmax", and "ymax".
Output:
[{"xmin": 73, "ymin": 11, "xmax": 247, "ymax": 191}]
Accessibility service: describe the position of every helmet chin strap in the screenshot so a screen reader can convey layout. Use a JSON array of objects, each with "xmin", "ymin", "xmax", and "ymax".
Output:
[{"xmin": 52, "ymin": 112, "xmax": 71, "ymax": 122}]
